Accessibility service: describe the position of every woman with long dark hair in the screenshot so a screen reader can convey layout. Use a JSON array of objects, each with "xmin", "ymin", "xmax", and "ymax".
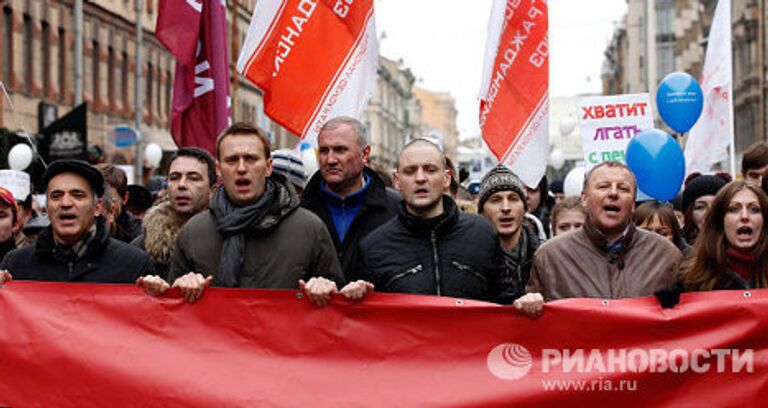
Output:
[{"xmin": 683, "ymin": 181, "xmax": 768, "ymax": 291}]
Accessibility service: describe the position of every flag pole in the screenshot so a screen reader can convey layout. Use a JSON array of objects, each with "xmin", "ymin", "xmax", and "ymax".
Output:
[
  {"xmin": 727, "ymin": 1, "xmax": 736, "ymax": 178},
  {"xmin": 134, "ymin": 0, "xmax": 144, "ymax": 185}
]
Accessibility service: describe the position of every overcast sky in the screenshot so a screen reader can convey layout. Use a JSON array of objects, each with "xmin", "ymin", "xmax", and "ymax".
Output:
[{"xmin": 374, "ymin": 0, "xmax": 628, "ymax": 140}]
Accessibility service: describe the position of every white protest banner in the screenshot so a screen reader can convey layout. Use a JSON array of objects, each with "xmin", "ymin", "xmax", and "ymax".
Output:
[{"xmin": 577, "ymin": 94, "xmax": 653, "ymax": 170}]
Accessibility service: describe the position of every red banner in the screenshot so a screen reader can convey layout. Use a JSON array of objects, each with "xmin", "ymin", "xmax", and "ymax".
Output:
[
  {"xmin": 1, "ymin": 282, "xmax": 767, "ymax": 406},
  {"xmin": 157, "ymin": 0, "xmax": 232, "ymax": 154},
  {"xmin": 479, "ymin": 0, "xmax": 549, "ymax": 187},
  {"xmin": 236, "ymin": 0, "xmax": 378, "ymax": 143}
]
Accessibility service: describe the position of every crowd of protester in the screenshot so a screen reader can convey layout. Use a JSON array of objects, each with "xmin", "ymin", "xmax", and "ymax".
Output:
[{"xmin": 1, "ymin": 117, "xmax": 767, "ymax": 315}]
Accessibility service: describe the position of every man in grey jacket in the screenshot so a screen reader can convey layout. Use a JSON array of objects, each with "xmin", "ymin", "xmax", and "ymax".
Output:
[{"xmin": 138, "ymin": 123, "xmax": 348, "ymax": 306}]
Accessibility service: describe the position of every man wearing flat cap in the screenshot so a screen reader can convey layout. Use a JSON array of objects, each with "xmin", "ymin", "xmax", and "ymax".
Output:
[{"xmin": 0, "ymin": 160, "xmax": 153, "ymax": 286}]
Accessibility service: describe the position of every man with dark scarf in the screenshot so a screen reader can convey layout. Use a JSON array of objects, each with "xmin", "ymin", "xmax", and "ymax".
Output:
[
  {"xmin": 514, "ymin": 161, "xmax": 682, "ymax": 318},
  {"xmin": 0, "ymin": 160, "xmax": 153, "ymax": 285},
  {"xmin": 477, "ymin": 165, "xmax": 540, "ymax": 301},
  {"xmin": 138, "ymin": 123, "xmax": 345, "ymax": 306}
]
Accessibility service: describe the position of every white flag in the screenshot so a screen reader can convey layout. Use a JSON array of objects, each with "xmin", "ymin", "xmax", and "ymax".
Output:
[
  {"xmin": 478, "ymin": 0, "xmax": 549, "ymax": 188},
  {"xmin": 685, "ymin": 0, "xmax": 732, "ymax": 175}
]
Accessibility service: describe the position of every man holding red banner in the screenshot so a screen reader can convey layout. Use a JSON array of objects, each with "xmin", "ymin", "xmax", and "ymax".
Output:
[
  {"xmin": 515, "ymin": 162, "xmax": 682, "ymax": 317},
  {"xmin": 354, "ymin": 139, "xmax": 518, "ymax": 303},
  {"xmin": 138, "ymin": 123, "xmax": 351, "ymax": 306}
]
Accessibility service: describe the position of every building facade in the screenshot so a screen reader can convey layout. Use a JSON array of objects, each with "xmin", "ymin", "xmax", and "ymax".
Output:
[
  {"xmin": 362, "ymin": 56, "xmax": 421, "ymax": 170},
  {"xmin": 412, "ymin": 86, "xmax": 458, "ymax": 161},
  {"xmin": 602, "ymin": 0, "xmax": 767, "ymax": 165}
]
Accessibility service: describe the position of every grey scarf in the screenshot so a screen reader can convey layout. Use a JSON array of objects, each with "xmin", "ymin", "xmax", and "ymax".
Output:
[{"xmin": 210, "ymin": 180, "xmax": 276, "ymax": 287}]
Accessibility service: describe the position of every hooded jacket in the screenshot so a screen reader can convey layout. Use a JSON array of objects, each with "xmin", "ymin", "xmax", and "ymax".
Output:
[
  {"xmin": 301, "ymin": 167, "xmax": 400, "ymax": 281},
  {"xmin": 1, "ymin": 217, "xmax": 153, "ymax": 283},
  {"xmin": 356, "ymin": 196, "xmax": 519, "ymax": 304},
  {"xmin": 170, "ymin": 176, "xmax": 344, "ymax": 288}
]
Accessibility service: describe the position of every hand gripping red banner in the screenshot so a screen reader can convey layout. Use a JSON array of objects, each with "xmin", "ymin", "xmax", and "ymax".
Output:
[{"xmin": 1, "ymin": 282, "xmax": 767, "ymax": 406}]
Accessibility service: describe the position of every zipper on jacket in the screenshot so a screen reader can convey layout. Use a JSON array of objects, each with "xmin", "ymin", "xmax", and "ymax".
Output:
[
  {"xmin": 385, "ymin": 265, "xmax": 423, "ymax": 288},
  {"xmin": 431, "ymin": 230, "xmax": 441, "ymax": 296},
  {"xmin": 68, "ymin": 262, "xmax": 74, "ymax": 279},
  {"xmin": 452, "ymin": 260, "xmax": 487, "ymax": 283}
]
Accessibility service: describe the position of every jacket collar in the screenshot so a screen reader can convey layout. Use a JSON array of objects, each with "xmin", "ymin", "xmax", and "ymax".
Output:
[
  {"xmin": 35, "ymin": 216, "xmax": 110, "ymax": 261},
  {"xmin": 582, "ymin": 218, "xmax": 636, "ymax": 269},
  {"xmin": 302, "ymin": 167, "xmax": 391, "ymax": 211},
  {"xmin": 398, "ymin": 195, "xmax": 459, "ymax": 235}
]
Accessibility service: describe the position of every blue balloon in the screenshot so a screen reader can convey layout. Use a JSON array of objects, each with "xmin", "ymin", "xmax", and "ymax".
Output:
[
  {"xmin": 626, "ymin": 129, "xmax": 686, "ymax": 201},
  {"xmin": 656, "ymin": 72, "xmax": 703, "ymax": 134}
]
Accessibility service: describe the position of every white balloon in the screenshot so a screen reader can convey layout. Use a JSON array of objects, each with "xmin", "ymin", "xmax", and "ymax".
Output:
[
  {"xmin": 559, "ymin": 117, "xmax": 576, "ymax": 137},
  {"xmin": 8, "ymin": 144, "xmax": 33, "ymax": 171},
  {"xmin": 563, "ymin": 166, "xmax": 586, "ymax": 198},
  {"xmin": 548, "ymin": 149, "xmax": 566, "ymax": 170},
  {"xmin": 144, "ymin": 143, "xmax": 163, "ymax": 168}
]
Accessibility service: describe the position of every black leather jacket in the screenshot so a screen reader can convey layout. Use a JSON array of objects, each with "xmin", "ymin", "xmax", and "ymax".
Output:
[{"xmin": 357, "ymin": 196, "xmax": 519, "ymax": 304}]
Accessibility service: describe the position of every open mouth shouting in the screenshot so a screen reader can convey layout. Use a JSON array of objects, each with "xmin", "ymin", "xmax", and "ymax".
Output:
[
  {"xmin": 57, "ymin": 213, "xmax": 78, "ymax": 226},
  {"xmin": 235, "ymin": 177, "xmax": 252, "ymax": 192},
  {"xmin": 497, "ymin": 215, "xmax": 517, "ymax": 228},
  {"xmin": 602, "ymin": 203, "xmax": 622, "ymax": 216},
  {"xmin": 736, "ymin": 225, "xmax": 754, "ymax": 240},
  {"xmin": 413, "ymin": 187, "xmax": 430, "ymax": 197}
]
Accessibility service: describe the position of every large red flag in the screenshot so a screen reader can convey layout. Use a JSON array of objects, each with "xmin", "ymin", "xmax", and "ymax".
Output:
[
  {"xmin": 156, "ymin": 0, "xmax": 231, "ymax": 155},
  {"xmin": 236, "ymin": 0, "xmax": 378, "ymax": 144},
  {"xmin": 479, "ymin": 0, "xmax": 549, "ymax": 187},
  {"xmin": 1, "ymin": 282, "xmax": 767, "ymax": 406}
]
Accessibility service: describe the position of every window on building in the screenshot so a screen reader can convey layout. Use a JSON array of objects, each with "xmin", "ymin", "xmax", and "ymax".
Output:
[
  {"xmin": 735, "ymin": 104, "xmax": 755, "ymax": 153},
  {"xmin": 156, "ymin": 63, "xmax": 162, "ymax": 117},
  {"xmin": 58, "ymin": 27, "xmax": 67, "ymax": 102},
  {"xmin": 655, "ymin": 1, "xmax": 674, "ymax": 36},
  {"xmin": 122, "ymin": 51, "xmax": 129, "ymax": 109},
  {"xmin": 23, "ymin": 14, "xmax": 32, "ymax": 93},
  {"xmin": 146, "ymin": 61, "xmax": 154, "ymax": 116},
  {"xmin": 657, "ymin": 43, "xmax": 675, "ymax": 77},
  {"xmin": 2, "ymin": 7, "xmax": 12, "ymax": 86},
  {"xmin": 107, "ymin": 47, "xmax": 115, "ymax": 109},
  {"xmin": 165, "ymin": 69, "xmax": 172, "ymax": 118},
  {"xmin": 92, "ymin": 40, "xmax": 100, "ymax": 103},
  {"xmin": 41, "ymin": 21, "xmax": 51, "ymax": 97}
]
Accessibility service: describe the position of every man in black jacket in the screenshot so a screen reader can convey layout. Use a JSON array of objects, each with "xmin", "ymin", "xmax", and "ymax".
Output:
[
  {"xmin": 0, "ymin": 160, "xmax": 153, "ymax": 285},
  {"xmin": 352, "ymin": 139, "xmax": 518, "ymax": 304},
  {"xmin": 301, "ymin": 116, "xmax": 399, "ymax": 281}
]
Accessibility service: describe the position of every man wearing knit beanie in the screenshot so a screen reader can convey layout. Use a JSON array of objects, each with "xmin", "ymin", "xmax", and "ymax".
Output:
[{"xmin": 478, "ymin": 164, "xmax": 540, "ymax": 298}]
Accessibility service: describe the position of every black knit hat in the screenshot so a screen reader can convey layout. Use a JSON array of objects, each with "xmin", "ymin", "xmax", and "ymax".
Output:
[
  {"xmin": 43, "ymin": 159, "xmax": 105, "ymax": 197},
  {"xmin": 682, "ymin": 174, "xmax": 728, "ymax": 212},
  {"xmin": 478, "ymin": 164, "xmax": 527, "ymax": 213},
  {"xmin": 549, "ymin": 179, "xmax": 564, "ymax": 194}
]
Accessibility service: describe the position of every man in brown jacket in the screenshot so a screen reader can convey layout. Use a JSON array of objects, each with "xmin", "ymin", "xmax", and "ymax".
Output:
[
  {"xmin": 514, "ymin": 161, "xmax": 682, "ymax": 317},
  {"xmin": 138, "ymin": 123, "xmax": 346, "ymax": 306}
]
